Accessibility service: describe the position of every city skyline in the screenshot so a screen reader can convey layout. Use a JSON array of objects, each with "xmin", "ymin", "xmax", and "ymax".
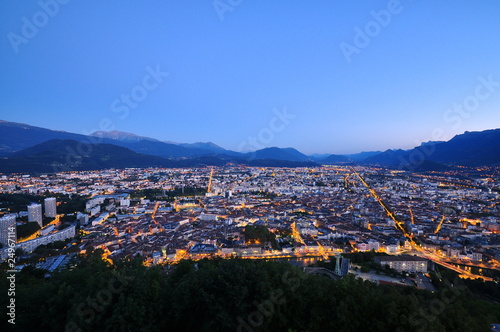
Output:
[
  {"xmin": 2, "ymin": 118, "xmax": 500, "ymax": 157},
  {"xmin": 1, "ymin": 1, "xmax": 500, "ymax": 155},
  {"xmin": 3, "ymin": 164, "xmax": 500, "ymax": 330},
  {"xmin": 2, "ymin": 2, "xmax": 500, "ymax": 329}
]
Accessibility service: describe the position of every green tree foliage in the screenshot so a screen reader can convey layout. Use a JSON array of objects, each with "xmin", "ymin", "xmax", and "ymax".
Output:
[
  {"xmin": 244, "ymin": 225, "xmax": 278, "ymax": 249},
  {"xmin": 249, "ymin": 190, "xmax": 278, "ymax": 199},
  {"xmin": 56, "ymin": 194, "xmax": 88, "ymax": 214},
  {"xmin": 16, "ymin": 222, "xmax": 41, "ymax": 239},
  {"xmin": 343, "ymin": 251, "xmax": 377, "ymax": 264},
  {"xmin": 0, "ymin": 193, "xmax": 88, "ymax": 215},
  {"xmin": 431, "ymin": 266, "xmax": 500, "ymax": 303},
  {"xmin": 1, "ymin": 255, "xmax": 499, "ymax": 332},
  {"xmin": 0, "ymin": 193, "xmax": 43, "ymax": 213}
]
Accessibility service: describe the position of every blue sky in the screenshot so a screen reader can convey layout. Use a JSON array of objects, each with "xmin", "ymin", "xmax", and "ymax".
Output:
[{"xmin": 1, "ymin": 1, "xmax": 500, "ymax": 154}]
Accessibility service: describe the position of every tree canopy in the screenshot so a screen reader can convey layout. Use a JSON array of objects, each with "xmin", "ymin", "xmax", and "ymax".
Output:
[{"xmin": 1, "ymin": 253, "xmax": 499, "ymax": 331}]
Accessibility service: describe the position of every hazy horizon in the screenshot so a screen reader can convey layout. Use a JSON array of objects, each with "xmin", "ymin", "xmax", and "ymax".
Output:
[
  {"xmin": 1, "ymin": 1, "xmax": 500, "ymax": 155},
  {"xmin": 2, "ymin": 118, "xmax": 498, "ymax": 156}
]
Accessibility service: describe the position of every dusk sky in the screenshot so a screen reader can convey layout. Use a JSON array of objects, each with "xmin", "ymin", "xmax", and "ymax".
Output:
[{"xmin": 1, "ymin": 1, "xmax": 500, "ymax": 154}]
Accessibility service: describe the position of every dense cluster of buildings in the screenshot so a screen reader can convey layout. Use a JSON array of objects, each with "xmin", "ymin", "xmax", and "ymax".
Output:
[
  {"xmin": 0, "ymin": 214, "xmax": 16, "ymax": 248},
  {"xmin": 375, "ymin": 255, "xmax": 429, "ymax": 273},
  {"xmin": 0, "ymin": 166, "xmax": 499, "ymax": 277},
  {"xmin": 0, "ymin": 196, "xmax": 76, "ymax": 260}
]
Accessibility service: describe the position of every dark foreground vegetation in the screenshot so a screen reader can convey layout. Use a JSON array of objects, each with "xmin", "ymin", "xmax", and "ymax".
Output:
[{"xmin": 1, "ymin": 251, "xmax": 499, "ymax": 332}]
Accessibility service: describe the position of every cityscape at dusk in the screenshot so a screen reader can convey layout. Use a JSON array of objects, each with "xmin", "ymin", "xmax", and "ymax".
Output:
[{"xmin": 1, "ymin": 1, "xmax": 500, "ymax": 331}]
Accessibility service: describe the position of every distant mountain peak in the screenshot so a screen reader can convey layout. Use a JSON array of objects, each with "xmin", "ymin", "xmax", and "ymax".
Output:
[
  {"xmin": 418, "ymin": 140, "xmax": 444, "ymax": 148},
  {"xmin": 363, "ymin": 128, "xmax": 500, "ymax": 168},
  {"xmin": 2, "ymin": 120, "xmax": 499, "ymax": 169},
  {"xmin": 248, "ymin": 147, "xmax": 311, "ymax": 162},
  {"xmin": 180, "ymin": 141, "xmax": 224, "ymax": 149},
  {"xmin": 90, "ymin": 130, "xmax": 159, "ymax": 142},
  {"xmin": 321, "ymin": 154, "xmax": 350, "ymax": 164}
]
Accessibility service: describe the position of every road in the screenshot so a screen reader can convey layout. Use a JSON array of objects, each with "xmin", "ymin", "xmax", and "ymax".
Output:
[
  {"xmin": 150, "ymin": 201, "xmax": 164, "ymax": 231},
  {"xmin": 351, "ymin": 168, "xmax": 495, "ymax": 281}
]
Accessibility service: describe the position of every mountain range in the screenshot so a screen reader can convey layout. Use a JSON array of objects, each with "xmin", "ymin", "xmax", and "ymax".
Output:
[
  {"xmin": 0, "ymin": 120, "xmax": 499, "ymax": 173},
  {"xmin": 362, "ymin": 129, "xmax": 500, "ymax": 169}
]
